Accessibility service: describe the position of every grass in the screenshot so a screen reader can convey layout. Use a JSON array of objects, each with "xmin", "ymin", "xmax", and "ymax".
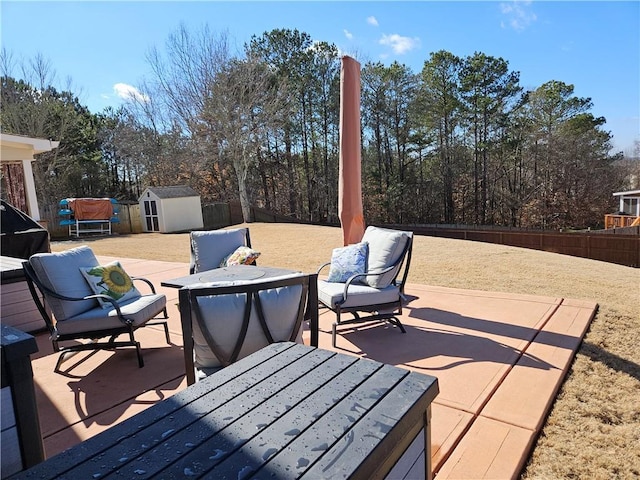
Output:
[{"xmin": 50, "ymin": 222, "xmax": 640, "ymax": 479}]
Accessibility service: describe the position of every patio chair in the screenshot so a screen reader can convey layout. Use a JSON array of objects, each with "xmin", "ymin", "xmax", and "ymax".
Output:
[
  {"xmin": 317, "ymin": 226, "xmax": 413, "ymax": 348},
  {"xmin": 189, "ymin": 227, "xmax": 258, "ymax": 274},
  {"xmin": 179, "ymin": 272, "xmax": 318, "ymax": 385},
  {"xmin": 22, "ymin": 246, "xmax": 169, "ymax": 373}
]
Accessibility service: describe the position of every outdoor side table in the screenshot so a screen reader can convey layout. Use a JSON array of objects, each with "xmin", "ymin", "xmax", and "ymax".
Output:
[{"xmin": 10, "ymin": 342, "xmax": 439, "ymax": 480}]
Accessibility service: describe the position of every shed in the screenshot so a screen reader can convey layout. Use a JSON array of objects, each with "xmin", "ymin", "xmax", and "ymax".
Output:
[{"xmin": 138, "ymin": 186, "xmax": 204, "ymax": 233}]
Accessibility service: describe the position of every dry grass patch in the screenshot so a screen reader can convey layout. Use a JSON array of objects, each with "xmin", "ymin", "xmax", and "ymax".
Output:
[{"xmin": 51, "ymin": 222, "xmax": 640, "ymax": 479}]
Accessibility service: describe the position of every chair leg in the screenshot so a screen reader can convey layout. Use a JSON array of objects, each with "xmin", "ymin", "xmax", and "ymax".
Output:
[
  {"xmin": 128, "ymin": 331, "xmax": 144, "ymax": 368},
  {"xmin": 160, "ymin": 307, "xmax": 171, "ymax": 343},
  {"xmin": 331, "ymin": 309, "xmax": 406, "ymax": 349},
  {"xmin": 390, "ymin": 316, "xmax": 407, "ymax": 333},
  {"xmin": 135, "ymin": 341, "xmax": 144, "ymax": 368},
  {"xmin": 54, "ymin": 352, "xmax": 68, "ymax": 374},
  {"xmin": 146, "ymin": 317, "xmax": 171, "ymax": 344},
  {"xmin": 332, "ymin": 308, "xmax": 342, "ymax": 348},
  {"xmin": 163, "ymin": 321, "xmax": 171, "ymax": 344},
  {"xmin": 51, "ymin": 331, "xmax": 149, "ymax": 373}
]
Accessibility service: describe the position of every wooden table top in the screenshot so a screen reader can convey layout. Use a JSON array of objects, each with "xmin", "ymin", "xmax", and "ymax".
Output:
[{"xmin": 13, "ymin": 342, "xmax": 439, "ymax": 480}]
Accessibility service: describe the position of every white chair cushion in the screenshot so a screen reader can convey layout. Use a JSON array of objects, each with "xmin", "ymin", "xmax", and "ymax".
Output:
[
  {"xmin": 317, "ymin": 279, "xmax": 400, "ymax": 310},
  {"xmin": 192, "ymin": 283, "xmax": 304, "ymax": 369},
  {"xmin": 361, "ymin": 226, "xmax": 411, "ymax": 288}
]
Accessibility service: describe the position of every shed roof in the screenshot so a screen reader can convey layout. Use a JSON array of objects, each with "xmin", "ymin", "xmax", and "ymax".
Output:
[{"xmin": 144, "ymin": 186, "xmax": 200, "ymax": 199}]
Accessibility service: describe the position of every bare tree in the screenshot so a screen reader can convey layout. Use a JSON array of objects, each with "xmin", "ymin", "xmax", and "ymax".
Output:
[
  {"xmin": 129, "ymin": 25, "xmax": 243, "ymax": 203},
  {"xmin": 0, "ymin": 50, "xmax": 103, "ymax": 207},
  {"xmin": 202, "ymin": 56, "xmax": 286, "ymax": 222},
  {"xmin": 144, "ymin": 24, "xmax": 230, "ymax": 137}
]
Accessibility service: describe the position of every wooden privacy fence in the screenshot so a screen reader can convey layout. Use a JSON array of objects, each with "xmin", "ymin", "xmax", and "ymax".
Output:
[{"xmin": 398, "ymin": 225, "xmax": 640, "ymax": 268}]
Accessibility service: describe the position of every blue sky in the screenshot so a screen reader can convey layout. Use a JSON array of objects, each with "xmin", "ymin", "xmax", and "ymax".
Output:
[{"xmin": 2, "ymin": 1, "xmax": 639, "ymax": 153}]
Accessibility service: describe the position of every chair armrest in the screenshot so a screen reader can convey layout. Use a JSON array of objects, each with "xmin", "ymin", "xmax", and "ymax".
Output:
[
  {"xmin": 339, "ymin": 265, "xmax": 398, "ymax": 304},
  {"xmin": 84, "ymin": 294, "xmax": 131, "ymax": 323},
  {"xmin": 132, "ymin": 276, "xmax": 158, "ymax": 294},
  {"xmin": 40, "ymin": 287, "xmax": 130, "ymax": 325},
  {"xmin": 316, "ymin": 262, "xmax": 331, "ymax": 275}
]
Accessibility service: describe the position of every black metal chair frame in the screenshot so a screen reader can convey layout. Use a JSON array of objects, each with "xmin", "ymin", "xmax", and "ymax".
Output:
[
  {"xmin": 318, "ymin": 235, "xmax": 413, "ymax": 348},
  {"xmin": 179, "ymin": 273, "xmax": 318, "ymax": 385},
  {"xmin": 189, "ymin": 227, "xmax": 253, "ymax": 274},
  {"xmin": 22, "ymin": 261, "xmax": 170, "ymax": 373}
]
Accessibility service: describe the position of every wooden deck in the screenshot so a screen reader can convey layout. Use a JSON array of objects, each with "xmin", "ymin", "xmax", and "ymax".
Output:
[
  {"xmin": 26, "ymin": 256, "xmax": 598, "ymax": 479},
  {"xmin": 604, "ymin": 213, "xmax": 640, "ymax": 229}
]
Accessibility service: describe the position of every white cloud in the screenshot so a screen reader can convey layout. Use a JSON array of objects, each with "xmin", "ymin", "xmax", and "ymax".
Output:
[
  {"xmin": 367, "ymin": 16, "xmax": 379, "ymax": 27},
  {"xmin": 379, "ymin": 34, "xmax": 420, "ymax": 55},
  {"xmin": 344, "ymin": 29, "xmax": 353, "ymax": 40},
  {"xmin": 113, "ymin": 83, "xmax": 149, "ymax": 103},
  {"xmin": 500, "ymin": 1, "xmax": 537, "ymax": 31}
]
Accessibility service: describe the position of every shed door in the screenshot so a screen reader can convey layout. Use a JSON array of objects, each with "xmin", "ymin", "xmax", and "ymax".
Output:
[{"xmin": 143, "ymin": 200, "xmax": 159, "ymax": 232}]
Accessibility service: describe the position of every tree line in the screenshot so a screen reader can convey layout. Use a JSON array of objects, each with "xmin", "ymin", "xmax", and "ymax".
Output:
[{"xmin": 1, "ymin": 26, "xmax": 637, "ymax": 230}]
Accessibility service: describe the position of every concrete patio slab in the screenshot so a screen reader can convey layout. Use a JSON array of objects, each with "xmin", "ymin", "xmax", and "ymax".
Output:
[
  {"xmin": 480, "ymin": 300, "xmax": 597, "ymax": 431},
  {"xmin": 24, "ymin": 257, "xmax": 597, "ymax": 478},
  {"xmin": 431, "ymin": 403, "xmax": 474, "ymax": 472},
  {"xmin": 435, "ymin": 416, "xmax": 536, "ymax": 480}
]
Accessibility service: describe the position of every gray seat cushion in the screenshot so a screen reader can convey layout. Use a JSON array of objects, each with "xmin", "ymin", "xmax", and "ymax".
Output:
[
  {"xmin": 191, "ymin": 280, "xmax": 304, "ymax": 370},
  {"xmin": 55, "ymin": 294, "xmax": 167, "ymax": 336},
  {"xmin": 317, "ymin": 279, "xmax": 400, "ymax": 309},
  {"xmin": 361, "ymin": 226, "xmax": 411, "ymax": 288},
  {"xmin": 190, "ymin": 228, "xmax": 249, "ymax": 273},
  {"xmin": 29, "ymin": 246, "xmax": 100, "ymax": 320}
]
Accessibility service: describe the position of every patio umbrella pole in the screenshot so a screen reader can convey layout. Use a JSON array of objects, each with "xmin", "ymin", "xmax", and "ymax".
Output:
[{"xmin": 338, "ymin": 56, "xmax": 366, "ymax": 246}]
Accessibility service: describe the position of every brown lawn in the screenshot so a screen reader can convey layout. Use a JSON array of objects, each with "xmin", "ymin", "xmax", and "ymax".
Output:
[{"xmin": 50, "ymin": 222, "xmax": 640, "ymax": 479}]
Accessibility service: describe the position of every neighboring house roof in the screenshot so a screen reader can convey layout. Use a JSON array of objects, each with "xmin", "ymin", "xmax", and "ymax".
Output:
[
  {"xmin": 144, "ymin": 185, "xmax": 200, "ymax": 199},
  {"xmin": 613, "ymin": 190, "xmax": 640, "ymax": 197}
]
